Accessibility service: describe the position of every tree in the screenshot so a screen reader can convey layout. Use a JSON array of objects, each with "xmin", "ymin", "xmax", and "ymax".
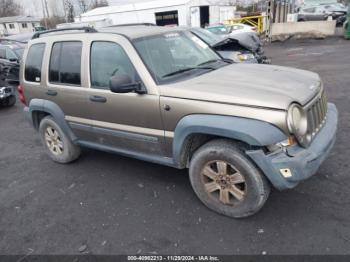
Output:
[
  {"xmin": 67, "ymin": 1, "xmax": 75, "ymax": 22},
  {"xmin": 0, "ymin": 0, "xmax": 22, "ymax": 17},
  {"xmin": 79, "ymin": 0, "xmax": 88, "ymax": 13},
  {"xmin": 41, "ymin": 15, "xmax": 66, "ymax": 29},
  {"xmin": 90, "ymin": 0, "xmax": 109, "ymax": 10}
]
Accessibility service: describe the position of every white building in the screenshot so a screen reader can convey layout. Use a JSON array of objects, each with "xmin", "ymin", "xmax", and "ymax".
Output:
[
  {"xmin": 0, "ymin": 16, "xmax": 41, "ymax": 36},
  {"xmin": 75, "ymin": 0, "xmax": 237, "ymax": 28}
]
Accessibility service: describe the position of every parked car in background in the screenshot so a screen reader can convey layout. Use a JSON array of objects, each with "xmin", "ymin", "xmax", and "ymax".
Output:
[
  {"xmin": 0, "ymin": 39, "xmax": 25, "ymax": 107},
  {"xmin": 190, "ymin": 27, "xmax": 269, "ymax": 64},
  {"xmin": 5, "ymin": 32, "xmax": 35, "ymax": 43},
  {"xmin": 298, "ymin": 3, "xmax": 348, "ymax": 25},
  {"xmin": 205, "ymin": 24, "xmax": 230, "ymax": 35},
  {"xmin": 207, "ymin": 23, "xmax": 256, "ymax": 36},
  {"xmin": 228, "ymin": 23, "xmax": 257, "ymax": 34}
]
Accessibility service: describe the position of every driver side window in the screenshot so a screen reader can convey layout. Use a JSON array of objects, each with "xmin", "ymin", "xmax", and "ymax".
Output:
[{"xmin": 90, "ymin": 41, "xmax": 137, "ymax": 90}]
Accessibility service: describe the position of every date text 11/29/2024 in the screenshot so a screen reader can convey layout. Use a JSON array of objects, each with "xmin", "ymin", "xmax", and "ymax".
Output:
[{"xmin": 127, "ymin": 255, "xmax": 220, "ymax": 261}]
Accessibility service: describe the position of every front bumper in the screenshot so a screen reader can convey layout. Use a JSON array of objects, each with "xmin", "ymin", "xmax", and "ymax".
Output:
[
  {"xmin": 247, "ymin": 103, "xmax": 338, "ymax": 190},
  {"xmin": 0, "ymin": 86, "xmax": 15, "ymax": 100}
]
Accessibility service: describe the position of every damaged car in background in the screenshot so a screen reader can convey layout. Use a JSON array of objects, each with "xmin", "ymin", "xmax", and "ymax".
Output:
[
  {"xmin": 190, "ymin": 27, "xmax": 270, "ymax": 64},
  {"xmin": 0, "ymin": 39, "xmax": 25, "ymax": 107}
]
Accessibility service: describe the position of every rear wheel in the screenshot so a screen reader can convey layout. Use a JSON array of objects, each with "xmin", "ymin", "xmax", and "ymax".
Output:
[
  {"xmin": 189, "ymin": 139, "xmax": 270, "ymax": 218},
  {"xmin": 39, "ymin": 116, "xmax": 81, "ymax": 163}
]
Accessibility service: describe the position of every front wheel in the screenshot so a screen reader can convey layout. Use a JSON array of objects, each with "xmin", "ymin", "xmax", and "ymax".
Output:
[{"xmin": 189, "ymin": 139, "xmax": 270, "ymax": 218}]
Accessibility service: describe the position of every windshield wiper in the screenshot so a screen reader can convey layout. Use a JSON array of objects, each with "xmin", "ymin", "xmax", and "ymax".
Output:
[
  {"xmin": 162, "ymin": 66, "xmax": 214, "ymax": 78},
  {"xmin": 197, "ymin": 59, "xmax": 224, "ymax": 66}
]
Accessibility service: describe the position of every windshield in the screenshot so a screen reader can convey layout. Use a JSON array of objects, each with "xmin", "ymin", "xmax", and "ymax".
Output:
[
  {"xmin": 14, "ymin": 48, "xmax": 24, "ymax": 58},
  {"xmin": 207, "ymin": 26, "xmax": 230, "ymax": 35},
  {"xmin": 133, "ymin": 31, "xmax": 222, "ymax": 84},
  {"xmin": 191, "ymin": 28, "xmax": 223, "ymax": 46}
]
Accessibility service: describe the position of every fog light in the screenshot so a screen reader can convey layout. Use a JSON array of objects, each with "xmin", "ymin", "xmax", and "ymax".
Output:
[{"xmin": 280, "ymin": 168, "xmax": 292, "ymax": 178}]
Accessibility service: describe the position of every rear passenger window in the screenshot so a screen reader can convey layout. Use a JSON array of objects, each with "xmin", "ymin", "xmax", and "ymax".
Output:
[
  {"xmin": 25, "ymin": 43, "xmax": 45, "ymax": 82},
  {"xmin": 49, "ymin": 41, "xmax": 82, "ymax": 86}
]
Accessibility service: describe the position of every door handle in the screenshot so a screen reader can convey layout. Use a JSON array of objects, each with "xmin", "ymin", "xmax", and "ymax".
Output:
[
  {"xmin": 46, "ymin": 90, "xmax": 57, "ymax": 96},
  {"xmin": 89, "ymin": 95, "xmax": 107, "ymax": 103}
]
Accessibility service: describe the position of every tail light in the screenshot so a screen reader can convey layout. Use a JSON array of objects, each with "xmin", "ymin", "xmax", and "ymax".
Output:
[{"xmin": 17, "ymin": 85, "xmax": 27, "ymax": 105}]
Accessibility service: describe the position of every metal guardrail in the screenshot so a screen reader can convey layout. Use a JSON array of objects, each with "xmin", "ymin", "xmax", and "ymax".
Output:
[{"xmin": 224, "ymin": 15, "xmax": 266, "ymax": 33}]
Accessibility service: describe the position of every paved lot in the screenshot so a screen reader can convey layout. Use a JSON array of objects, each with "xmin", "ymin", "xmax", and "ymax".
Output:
[{"xmin": 0, "ymin": 37, "xmax": 350, "ymax": 255}]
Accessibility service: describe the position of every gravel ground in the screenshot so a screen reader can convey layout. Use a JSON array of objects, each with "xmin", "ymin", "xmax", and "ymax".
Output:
[{"xmin": 0, "ymin": 37, "xmax": 349, "ymax": 255}]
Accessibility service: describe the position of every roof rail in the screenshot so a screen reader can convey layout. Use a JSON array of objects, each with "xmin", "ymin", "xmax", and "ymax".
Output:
[
  {"xmin": 107, "ymin": 23, "xmax": 157, "ymax": 28},
  {"xmin": 31, "ymin": 27, "xmax": 98, "ymax": 39}
]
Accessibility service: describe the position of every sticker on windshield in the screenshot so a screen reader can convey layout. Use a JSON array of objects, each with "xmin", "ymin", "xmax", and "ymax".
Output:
[
  {"xmin": 191, "ymin": 36, "xmax": 208, "ymax": 49},
  {"xmin": 164, "ymin": 33, "xmax": 180, "ymax": 38}
]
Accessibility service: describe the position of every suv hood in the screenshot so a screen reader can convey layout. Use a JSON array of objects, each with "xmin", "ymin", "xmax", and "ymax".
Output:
[{"xmin": 160, "ymin": 64, "xmax": 321, "ymax": 110}]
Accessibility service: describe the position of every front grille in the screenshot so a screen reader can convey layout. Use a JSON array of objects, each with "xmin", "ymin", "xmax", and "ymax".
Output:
[{"xmin": 306, "ymin": 91, "xmax": 328, "ymax": 140}]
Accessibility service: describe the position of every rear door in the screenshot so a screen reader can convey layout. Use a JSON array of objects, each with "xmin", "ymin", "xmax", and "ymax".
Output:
[{"xmin": 41, "ymin": 36, "xmax": 94, "ymax": 141}]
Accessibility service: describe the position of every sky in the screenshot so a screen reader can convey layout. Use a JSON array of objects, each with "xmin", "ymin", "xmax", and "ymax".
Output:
[{"xmin": 18, "ymin": 0, "xmax": 152, "ymax": 17}]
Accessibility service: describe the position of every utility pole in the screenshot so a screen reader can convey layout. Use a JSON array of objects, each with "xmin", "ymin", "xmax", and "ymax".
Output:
[
  {"xmin": 265, "ymin": 0, "xmax": 274, "ymax": 42},
  {"xmin": 62, "ymin": 0, "xmax": 67, "ymax": 22},
  {"xmin": 40, "ymin": 0, "xmax": 48, "ymax": 29},
  {"xmin": 44, "ymin": 0, "xmax": 50, "ymax": 18}
]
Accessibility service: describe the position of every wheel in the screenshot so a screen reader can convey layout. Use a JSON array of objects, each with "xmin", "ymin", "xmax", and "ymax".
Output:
[
  {"xmin": 39, "ymin": 116, "xmax": 81, "ymax": 164},
  {"xmin": 6, "ymin": 95, "xmax": 16, "ymax": 107},
  {"xmin": 189, "ymin": 139, "xmax": 270, "ymax": 218}
]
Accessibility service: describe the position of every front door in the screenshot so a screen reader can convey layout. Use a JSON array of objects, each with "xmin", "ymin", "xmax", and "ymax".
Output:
[{"xmin": 86, "ymin": 39, "xmax": 164, "ymax": 156}]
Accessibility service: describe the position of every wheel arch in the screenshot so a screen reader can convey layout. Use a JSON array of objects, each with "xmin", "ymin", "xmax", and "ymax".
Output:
[
  {"xmin": 28, "ymin": 99, "xmax": 77, "ymax": 141},
  {"xmin": 172, "ymin": 114, "xmax": 288, "ymax": 168}
]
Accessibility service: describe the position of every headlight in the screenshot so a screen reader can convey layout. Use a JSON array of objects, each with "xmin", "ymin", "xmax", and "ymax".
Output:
[
  {"xmin": 287, "ymin": 103, "xmax": 308, "ymax": 137},
  {"xmin": 238, "ymin": 53, "xmax": 255, "ymax": 61},
  {"xmin": 0, "ymin": 87, "xmax": 5, "ymax": 95}
]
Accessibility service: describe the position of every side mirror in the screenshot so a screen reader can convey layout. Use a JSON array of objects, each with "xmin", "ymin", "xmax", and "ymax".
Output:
[
  {"xmin": 109, "ymin": 74, "xmax": 146, "ymax": 94},
  {"xmin": 9, "ymin": 58, "xmax": 18, "ymax": 63}
]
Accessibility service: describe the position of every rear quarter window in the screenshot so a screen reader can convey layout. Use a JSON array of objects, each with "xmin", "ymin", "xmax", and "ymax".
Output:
[{"xmin": 25, "ymin": 43, "xmax": 45, "ymax": 82}]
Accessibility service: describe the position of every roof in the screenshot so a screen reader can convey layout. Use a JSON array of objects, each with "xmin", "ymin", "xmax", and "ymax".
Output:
[
  {"xmin": 0, "ymin": 16, "xmax": 40, "ymax": 24},
  {"xmin": 99, "ymin": 25, "xmax": 187, "ymax": 39},
  {"xmin": 29, "ymin": 25, "xmax": 187, "ymax": 41},
  {"xmin": 79, "ymin": 0, "xmax": 234, "ymax": 18},
  {"xmin": 79, "ymin": 0, "xmax": 191, "ymax": 17}
]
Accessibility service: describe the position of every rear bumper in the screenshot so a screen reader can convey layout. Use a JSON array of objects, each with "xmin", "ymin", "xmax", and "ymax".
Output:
[{"xmin": 247, "ymin": 103, "xmax": 338, "ymax": 190}]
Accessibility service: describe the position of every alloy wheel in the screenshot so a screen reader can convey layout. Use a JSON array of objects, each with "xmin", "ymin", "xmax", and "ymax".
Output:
[{"xmin": 201, "ymin": 160, "xmax": 246, "ymax": 205}]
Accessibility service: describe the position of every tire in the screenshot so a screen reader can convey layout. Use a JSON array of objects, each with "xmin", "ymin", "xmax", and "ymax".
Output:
[
  {"xmin": 189, "ymin": 139, "xmax": 270, "ymax": 218},
  {"xmin": 6, "ymin": 95, "xmax": 16, "ymax": 107},
  {"xmin": 39, "ymin": 116, "xmax": 81, "ymax": 164}
]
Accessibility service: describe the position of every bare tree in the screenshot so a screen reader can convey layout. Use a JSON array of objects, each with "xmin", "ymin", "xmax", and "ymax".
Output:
[
  {"xmin": 41, "ymin": 15, "xmax": 66, "ymax": 29},
  {"xmin": 48, "ymin": 0, "xmax": 65, "ymax": 17},
  {"xmin": 0, "ymin": 0, "xmax": 22, "ymax": 17},
  {"xmin": 67, "ymin": 1, "xmax": 75, "ymax": 22},
  {"xmin": 90, "ymin": 0, "xmax": 109, "ymax": 10},
  {"xmin": 79, "ymin": 0, "xmax": 88, "ymax": 13},
  {"xmin": 62, "ymin": 0, "xmax": 76, "ymax": 22}
]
